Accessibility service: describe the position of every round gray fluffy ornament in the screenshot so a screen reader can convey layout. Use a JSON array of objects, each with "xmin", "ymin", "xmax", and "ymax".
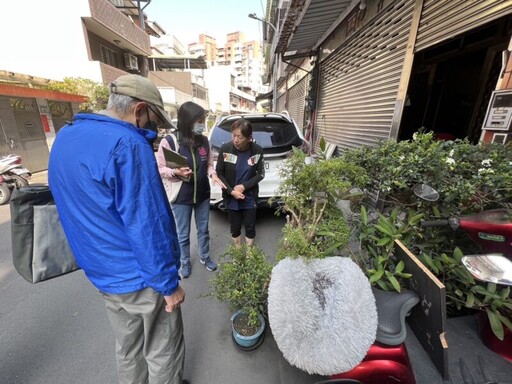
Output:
[{"xmin": 268, "ymin": 256, "xmax": 378, "ymax": 375}]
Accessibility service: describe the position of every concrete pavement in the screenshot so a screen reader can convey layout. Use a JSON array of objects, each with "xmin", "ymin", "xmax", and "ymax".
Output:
[
  {"xmin": 8, "ymin": 170, "xmax": 512, "ymax": 383},
  {"xmin": 29, "ymin": 170, "xmax": 49, "ymax": 185}
]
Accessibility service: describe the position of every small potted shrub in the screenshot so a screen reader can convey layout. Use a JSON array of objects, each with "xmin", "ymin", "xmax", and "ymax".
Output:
[{"xmin": 208, "ymin": 244, "xmax": 273, "ymax": 350}]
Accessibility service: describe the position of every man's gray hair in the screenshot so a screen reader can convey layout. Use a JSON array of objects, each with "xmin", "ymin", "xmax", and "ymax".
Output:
[{"xmin": 107, "ymin": 93, "xmax": 138, "ymax": 115}]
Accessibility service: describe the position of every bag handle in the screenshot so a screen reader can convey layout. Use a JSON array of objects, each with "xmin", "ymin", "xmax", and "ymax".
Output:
[{"xmin": 165, "ymin": 134, "xmax": 179, "ymax": 152}]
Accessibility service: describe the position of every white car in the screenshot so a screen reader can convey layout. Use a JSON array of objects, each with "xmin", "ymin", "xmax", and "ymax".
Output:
[{"xmin": 208, "ymin": 112, "xmax": 307, "ymax": 210}]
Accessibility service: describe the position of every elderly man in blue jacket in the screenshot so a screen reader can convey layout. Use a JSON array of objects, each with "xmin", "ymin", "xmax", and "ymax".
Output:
[{"xmin": 49, "ymin": 75, "xmax": 188, "ymax": 384}]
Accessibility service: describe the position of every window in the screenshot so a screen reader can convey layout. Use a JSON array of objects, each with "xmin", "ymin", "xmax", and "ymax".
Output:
[
  {"xmin": 100, "ymin": 45, "xmax": 119, "ymax": 68},
  {"xmin": 212, "ymin": 118, "xmax": 302, "ymax": 153},
  {"xmin": 48, "ymin": 101, "xmax": 72, "ymax": 118},
  {"xmin": 10, "ymin": 97, "xmax": 37, "ymax": 112}
]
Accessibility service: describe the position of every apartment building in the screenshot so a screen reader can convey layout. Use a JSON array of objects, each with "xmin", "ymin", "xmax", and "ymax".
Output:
[
  {"xmin": 0, "ymin": 0, "xmax": 181, "ymax": 170},
  {"xmin": 187, "ymin": 31, "xmax": 264, "ymax": 96},
  {"xmin": 1, "ymin": 0, "xmax": 163, "ymax": 84},
  {"xmin": 189, "ymin": 34, "xmax": 218, "ymax": 67}
]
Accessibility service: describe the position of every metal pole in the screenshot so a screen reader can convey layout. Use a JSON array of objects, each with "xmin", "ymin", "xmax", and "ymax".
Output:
[
  {"xmin": 273, "ymin": 54, "xmax": 278, "ymax": 112},
  {"xmin": 248, "ymin": 13, "xmax": 278, "ymax": 112}
]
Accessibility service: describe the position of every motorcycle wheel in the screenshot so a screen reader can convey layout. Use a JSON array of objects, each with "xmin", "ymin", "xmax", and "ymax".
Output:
[
  {"xmin": 12, "ymin": 175, "xmax": 29, "ymax": 188},
  {"xmin": 0, "ymin": 183, "xmax": 11, "ymax": 205}
]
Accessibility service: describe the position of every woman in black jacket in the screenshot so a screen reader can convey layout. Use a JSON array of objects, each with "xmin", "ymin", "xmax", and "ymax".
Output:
[
  {"xmin": 216, "ymin": 118, "xmax": 265, "ymax": 246},
  {"xmin": 157, "ymin": 101, "xmax": 225, "ymax": 278}
]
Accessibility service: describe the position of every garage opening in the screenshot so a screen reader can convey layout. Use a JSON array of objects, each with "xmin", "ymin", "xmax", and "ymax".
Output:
[{"xmin": 398, "ymin": 16, "xmax": 512, "ymax": 143}]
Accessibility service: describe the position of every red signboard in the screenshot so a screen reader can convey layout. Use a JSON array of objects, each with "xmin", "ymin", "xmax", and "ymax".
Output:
[{"xmin": 41, "ymin": 114, "xmax": 50, "ymax": 133}]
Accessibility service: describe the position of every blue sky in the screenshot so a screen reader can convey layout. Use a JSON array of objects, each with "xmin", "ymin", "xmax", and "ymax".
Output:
[{"xmin": 145, "ymin": 0, "xmax": 267, "ymax": 45}]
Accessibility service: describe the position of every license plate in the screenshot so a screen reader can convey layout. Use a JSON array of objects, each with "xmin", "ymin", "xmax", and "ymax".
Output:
[
  {"xmin": 264, "ymin": 161, "xmax": 270, "ymax": 171},
  {"xmin": 11, "ymin": 168, "xmax": 30, "ymax": 175}
]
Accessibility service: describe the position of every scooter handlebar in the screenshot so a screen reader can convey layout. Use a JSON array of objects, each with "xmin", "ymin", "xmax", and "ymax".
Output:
[{"xmin": 420, "ymin": 219, "xmax": 450, "ymax": 227}]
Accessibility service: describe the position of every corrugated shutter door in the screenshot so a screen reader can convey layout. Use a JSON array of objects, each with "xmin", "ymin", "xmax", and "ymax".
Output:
[
  {"xmin": 416, "ymin": 0, "xmax": 512, "ymax": 52},
  {"xmin": 315, "ymin": 0, "xmax": 414, "ymax": 151},
  {"xmin": 277, "ymin": 93, "xmax": 286, "ymax": 114},
  {"xmin": 287, "ymin": 74, "xmax": 309, "ymax": 129}
]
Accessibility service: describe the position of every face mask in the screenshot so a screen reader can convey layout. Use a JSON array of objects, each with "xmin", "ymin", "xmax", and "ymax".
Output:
[
  {"xmin": 144, "ymin": 120, "xmax": 158, "ymax": 132},
  {"xmin": 136, "ymin": 107, "xmax": 159, "ymax": 132},
  {"xmin": 137, "ymin": 107, "xmax": 158, "ymax": 132},
  {"xmin": 193, "ymin": 123, "xmax": 205, "ymax": 135}
]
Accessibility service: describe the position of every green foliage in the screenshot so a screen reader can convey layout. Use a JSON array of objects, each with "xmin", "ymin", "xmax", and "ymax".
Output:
[
  {"xmin": 341, "ymin": 131, "xmax": 512, "ymax": 215},
  {"xmin": 273, "ymin": 147, "xmax": 369, "ymax": 261},
  {"xmin": 341, "ymin": 132, "xmax": 512, "ymax": 338},
  {"xmin": 276, "ymin": 206, "xmax": 351, "ymax": 260},
  {"xmin": 420, "ymin": 248, "xmax": 512, "ymax": 341},
  {"xmin": 208, "ymin": 245, "xmax": 273, "ymax": 328},
  {"xmin": 47, "ymin": 77, "xmax": 109, "ymax": 112},
  {"xmin": 358, "ymin": 206, "xmax": 417, "ymax": 292}
]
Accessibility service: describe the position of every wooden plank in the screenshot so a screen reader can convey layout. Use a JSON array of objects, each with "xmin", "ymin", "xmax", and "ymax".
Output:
[{"xmin": 394, "ymin": 240, "xmax": 449, "ymax": 379}]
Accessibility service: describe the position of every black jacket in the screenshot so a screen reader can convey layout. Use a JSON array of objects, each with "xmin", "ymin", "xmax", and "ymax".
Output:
[
  {"xmin": 216, "ymin": 141, "xmax": 265, "ymax": 201},
  {"xmin": 166, "ymin": 134, "xmax": 212, "ymax": 205}
]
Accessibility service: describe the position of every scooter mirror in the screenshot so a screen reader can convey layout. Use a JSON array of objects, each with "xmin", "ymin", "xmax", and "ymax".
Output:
[
  {"xmin": 413, "ymin": 184, "xmax": 440, "ymax": 201},
  {"xmin": 462, "ymin": 254, "xmax": 512, "ymax": 286}
]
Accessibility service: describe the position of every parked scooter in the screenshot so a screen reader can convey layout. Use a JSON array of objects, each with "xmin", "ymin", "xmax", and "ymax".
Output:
[
  {"xmin": 312, "ymin": 290, "xmax": 419, "ymax": 384},
  {"xmin": 414, "ymin": 184, "xmax": 512, "ymax": 363},
  {"xmin": 0, "ymin": 154, "xmax": 31, "ymax": 205},
  {"xmin": 462, "ymin": 254, "xmax": 512, "ymax": 363},
  {"xmin": 326, "ymin": 288, "xmax": 419, "ymax": 384},
  {"xmin": 420, "ymin": 209, "xmax": 512, "ymax": 261},
  {"xmin": 414, "ymin": 183, "xmax": 512, "ymax": 262}
]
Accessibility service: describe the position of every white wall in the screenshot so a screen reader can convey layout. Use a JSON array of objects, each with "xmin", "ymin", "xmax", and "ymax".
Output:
[
  {"xmin": 0, "ymin": 0, "xmax": 102, "ymax": 81},
  {"xmin": 203, "ymin": 66, "xmax": 233, "ymax": 112}
]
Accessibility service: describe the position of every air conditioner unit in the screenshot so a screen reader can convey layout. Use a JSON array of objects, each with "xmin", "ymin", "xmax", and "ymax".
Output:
[{"xmin": 124, "ymin": 53, "xmax": 139, "ymax": 71}]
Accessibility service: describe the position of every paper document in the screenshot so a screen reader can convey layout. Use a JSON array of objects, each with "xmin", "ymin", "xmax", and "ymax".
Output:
[{"xmin": 163, "ymin": 147, "xmax": 188, "ymax": 168}]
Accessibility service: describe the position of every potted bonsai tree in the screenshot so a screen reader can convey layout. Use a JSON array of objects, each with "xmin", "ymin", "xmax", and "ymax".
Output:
[
  {"xmin": 272, "ymin": 144, "xmax": 368, "ymax": 261},
  {"xmin": 208, "ymin": 244, "xmax": 273, "ymax": 351}
]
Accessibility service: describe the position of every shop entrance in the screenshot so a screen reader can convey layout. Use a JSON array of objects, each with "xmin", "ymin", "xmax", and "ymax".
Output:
[{"xmin": 399, "ymin": 17, "xmax": 512, "ymax": 143}]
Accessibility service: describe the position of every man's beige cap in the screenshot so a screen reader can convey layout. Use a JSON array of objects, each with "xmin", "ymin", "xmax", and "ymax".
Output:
[{"xmin": 109, "ymin": 74, "xmax": 172, "ymax": 128}]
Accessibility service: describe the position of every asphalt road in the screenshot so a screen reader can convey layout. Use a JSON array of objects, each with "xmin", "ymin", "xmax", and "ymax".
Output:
[
  {"xmin": 2, "ymin": 173, "xmax": 510, "ymax": 384},
  {"xmin": 0, "ymin": 172, "xmax": 326, "ymax": 384}
]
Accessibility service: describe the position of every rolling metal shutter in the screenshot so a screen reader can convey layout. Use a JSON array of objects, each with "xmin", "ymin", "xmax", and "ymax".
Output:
[
  {"xmin": 315, "ymin": 0, "xmax": 414, "ymax": 150},
  {"xmin": 287, "ymin": 74, "xmax": 309, "ymax": 130},
  {"xmin": 415, "ymin": 0, "xmax": 512, "ymax": 52},
  {"xmin": 276, "ymin": 92, "xmax": 287, "ymax": 114}
]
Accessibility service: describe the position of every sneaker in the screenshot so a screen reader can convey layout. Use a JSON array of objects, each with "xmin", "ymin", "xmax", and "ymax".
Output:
[
  {"xmin": 200, "ymin": 257, "xmax": 217, "ymax": 272},
  {"xmin": 180, "ymin": 263, "xmax": 191, "ymax": 278}
]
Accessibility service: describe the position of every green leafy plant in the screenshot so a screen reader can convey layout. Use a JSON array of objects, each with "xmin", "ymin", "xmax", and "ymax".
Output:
[
  {"xmin": 340, "ymin": 131, "xmax": 512, "ymax": 339},
  {"xmin": 272, "ymin": 147, "xmax": 369, "ymax": 261},
  {"xmin": 208, "ymin": 245, "xmax": 273, "ymax": 330},
  {"xmin": 358, "ymin": 206, "xmax": 419, "ymax": 291},
  {"xmin": 340, "ymin": 131, "xmax": 512, "ymax": 215},
  {"xmin": 46, "ymin": 77, "xmax": 109, "ymax": 112},
  {"xmin": 421, "ymin": 247, "xmax": 512, "ymax": 341}
]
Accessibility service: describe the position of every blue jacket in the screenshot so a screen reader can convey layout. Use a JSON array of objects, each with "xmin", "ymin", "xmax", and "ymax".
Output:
[{"xmin": 48, "ymin": 113, "xmax": 181, "ymax": 296}]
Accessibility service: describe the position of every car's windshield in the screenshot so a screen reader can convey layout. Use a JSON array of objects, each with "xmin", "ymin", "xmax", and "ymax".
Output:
[{"xmin": 211, "ymin": 118, "xmax": 303, "ymax": 154}]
